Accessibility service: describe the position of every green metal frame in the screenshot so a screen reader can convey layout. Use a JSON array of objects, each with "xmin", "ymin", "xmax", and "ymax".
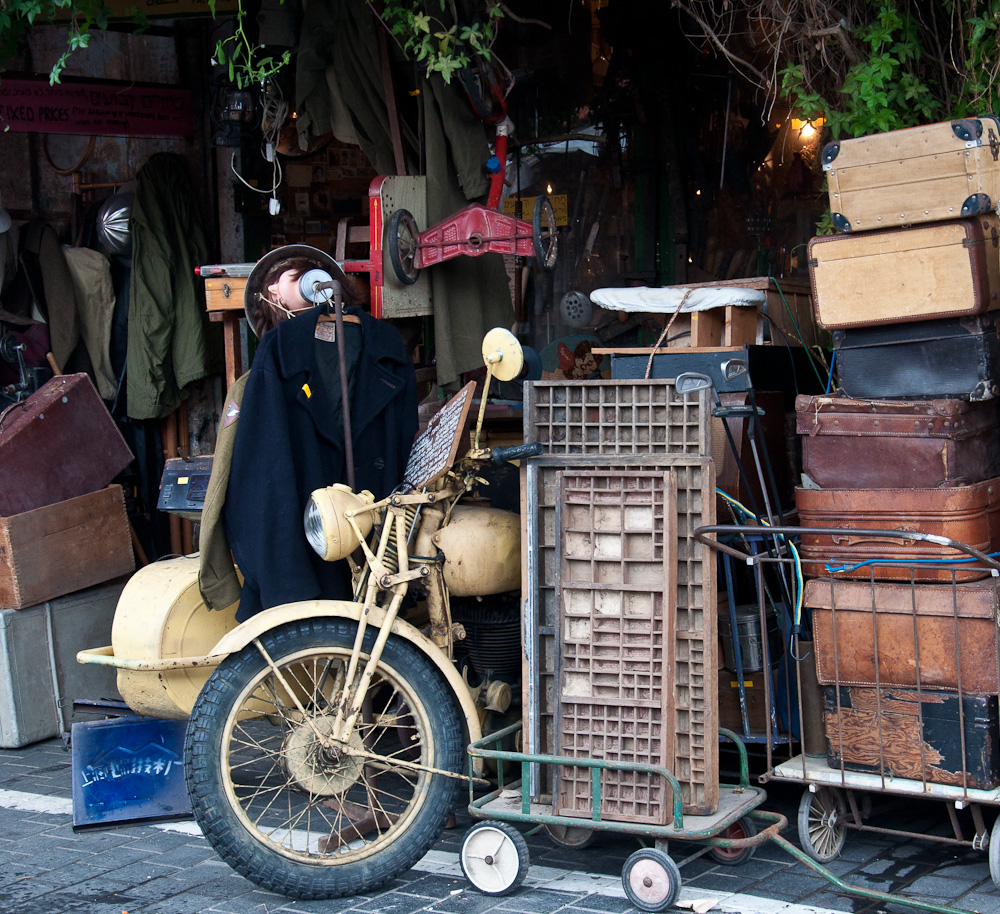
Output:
[{"xmin": 466, "ymin": 722, "xmax": 979, "ymax": 914}]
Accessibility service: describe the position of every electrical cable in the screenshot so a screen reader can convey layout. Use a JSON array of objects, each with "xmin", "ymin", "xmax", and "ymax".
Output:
[
  {"xmin": 229, "ymin": 81, "xmax": 287, "ymax": 202},
  {"xmin": 716, "ymin": 488, "xmax": 805, "ymax": 632}
]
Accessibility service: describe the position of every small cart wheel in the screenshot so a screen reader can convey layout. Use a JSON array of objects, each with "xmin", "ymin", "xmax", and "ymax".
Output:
[
  {"xmin": 460, "ymin": 821, "xmax": 529, "ymax": 896},
  {"xmin": 388, "ymin": 208, "xmax": 421, "ymax": 285},
  {"xmin": 798, "ymin": 787, "xmax": 847, "ymax": 863},
  {"xmin": 989, "ymin": 820, "xmax": 1000, "ymax": 889},
  {"xmin": 709, "ymin": 815, "xmax": 758, "ymax": 866},
  {"xmin": 532, "ymin": 195, "xmax": 557, "ymax": 270},
  {"xmin": 544, "ymin": 822, "xmax": 596, "ymax": 849},
  {"xmin": 621, "ymin": 848, "xmax": 682, "ymax": 912}
]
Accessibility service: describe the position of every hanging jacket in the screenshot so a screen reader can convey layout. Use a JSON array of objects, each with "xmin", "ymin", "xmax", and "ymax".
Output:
[
  {"xmin": 197, "ymin": 371, "xmax": 249, "ymax": 611},
  {"xmin": 224, "ymin": 307, "xmax": 417, "ymax": 621},
  {"xmin": 127, "ymin": 153, "xmax": 209, "ymax": 420}
]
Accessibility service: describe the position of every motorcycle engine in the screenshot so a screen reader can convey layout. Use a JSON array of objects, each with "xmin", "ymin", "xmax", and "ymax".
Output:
[{"xmin": 450, "ymin": 592, "xmax": 521, "ymax": 687}]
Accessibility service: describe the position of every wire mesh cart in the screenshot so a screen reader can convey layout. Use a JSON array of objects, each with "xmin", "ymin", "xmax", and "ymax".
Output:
[{"xmin": 696, "ymin": 524, "xmax": 1000, "ymax": 889}]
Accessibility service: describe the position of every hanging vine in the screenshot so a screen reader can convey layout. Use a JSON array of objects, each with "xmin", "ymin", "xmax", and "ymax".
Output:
[{"xmin": 671, "ymin": 0, "xmax": 1000, "ymax": 139}]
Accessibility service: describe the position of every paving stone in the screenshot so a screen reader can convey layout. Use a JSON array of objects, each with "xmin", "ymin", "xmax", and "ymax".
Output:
[
  {"xmin": 799, "ymin": 890, "xmax": 872, "ymax": 913},
  {"xmin": 278, "ymin": 895, "xmax": 373, "ymax": 914},
  {"xmin": 904, "ymin": 872, "xmax": 980, "ymax": 896},
  {"xmin": 426, "ymin": 888, "xmax": 509, "ymax": 914},
  {"xmin": 678, "ymin": 870, "xmax": 759, "ymax": 893},
  {"xmin": 354, "ymin": 889, "xmax": 441, "ymax": 913},
  {"xmin": 399, "ymin": 873, "xmax": 469, "ymax": 897},
  {"xmin": 566, "ymin": 897, "xmax": 635, "ymax": 914},
  {"xmin": 494, "ymin": 887, "xmax": 585, "ymax": 912},
  {"xmin": 956, "ymin": 890, "xmax": 1000, "ymax": 914}
]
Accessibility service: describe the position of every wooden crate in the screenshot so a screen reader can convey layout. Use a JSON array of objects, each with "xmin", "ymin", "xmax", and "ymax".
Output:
[
  {"xmin": 0, "ymin": 485, "xmax": 135, "ymax": 609},
  {"xmin": 204, "ymin": 276, "xmax": 248, "ymax": 312}
]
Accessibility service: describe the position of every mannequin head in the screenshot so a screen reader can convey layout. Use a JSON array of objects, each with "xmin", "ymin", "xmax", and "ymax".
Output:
[{"xmin": 244, "ymin": 244, "xmax": 356, "ymax": 338}]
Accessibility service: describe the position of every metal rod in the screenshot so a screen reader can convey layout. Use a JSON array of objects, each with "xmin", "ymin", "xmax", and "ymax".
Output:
[{"xmin": 331, "ymin": 282, "xmax": 355, "ymax": 491}]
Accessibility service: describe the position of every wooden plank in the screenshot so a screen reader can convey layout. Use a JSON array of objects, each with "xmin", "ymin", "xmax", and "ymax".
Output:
[{"xmin": 724, "ymin": 306, "xmax": 759, "ymax": 346}]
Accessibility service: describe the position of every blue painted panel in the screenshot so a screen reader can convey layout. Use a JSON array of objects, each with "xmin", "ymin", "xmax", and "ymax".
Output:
[{"xmin": 71, "ymin": 715, "xmax": 192, "ymax": 829}]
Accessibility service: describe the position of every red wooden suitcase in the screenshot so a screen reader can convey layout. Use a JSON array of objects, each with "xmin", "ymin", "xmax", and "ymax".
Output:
[
  {"xmin": 795, "ymin": 477, "xmax": 1000, "ymax": 582},
  {"xmin": 807, "ymin": 216, "xmax": 1000, "ymax": 329},
  {"xmin": 796, "ymin": 394, "xmax": 1000, "ymax": 489},
  {"xmin": 805, "ymin": 577, "xmax": 1000, "ymax": 692},
  {"xmin": 0, "ymin": 373, "xmax": 133, "ymax": 517},
  {"xmin": 823, "ymin": 117, "xmax": 1000, "ymax": 232}
]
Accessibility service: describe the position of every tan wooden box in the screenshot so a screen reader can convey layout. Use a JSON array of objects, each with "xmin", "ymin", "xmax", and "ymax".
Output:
[
  {"xmin": 204, "ymin": 276, "xmax": 248, "ymax": 312},
  {"xmin": 0, "ymin": 485, "xmax": 135, "ymax": 609}
]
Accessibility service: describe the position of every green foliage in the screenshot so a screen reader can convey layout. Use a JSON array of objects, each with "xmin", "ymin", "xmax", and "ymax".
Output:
[
  {"xmin": 378, "ymin": 0, "xmax": 503, "ymax": 84},
  {"xmin": 780, "ymin": 4, "xmax": 940, "ymax": 140},
  {"xmin": 779, "ymin": 1, "xmax": 1000, "ymax": 141},
  {"xmin": 211, "ymin": 2, "xmax": 290, "ymax": 89}
]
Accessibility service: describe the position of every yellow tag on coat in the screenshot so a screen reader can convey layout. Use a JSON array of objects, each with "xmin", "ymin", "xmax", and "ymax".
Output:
[{"xmin": 302, "ymin": 383, "xmax": 312, "ymax": 398}]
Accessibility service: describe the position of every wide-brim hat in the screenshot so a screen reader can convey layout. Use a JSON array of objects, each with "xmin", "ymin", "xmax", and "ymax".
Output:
[{"xmin": 244, "ymin": 244, "xmax": 349, "ymax": 338}]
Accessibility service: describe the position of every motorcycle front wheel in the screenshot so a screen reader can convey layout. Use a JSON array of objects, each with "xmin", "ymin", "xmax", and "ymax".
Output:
[{"xmin": 184, "ymin": 617, "xmax": 465, "ymax": 899}]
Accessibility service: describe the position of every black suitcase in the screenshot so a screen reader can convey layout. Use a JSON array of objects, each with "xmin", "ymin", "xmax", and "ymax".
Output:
[{"xmin": 833, "ymin": 313, "xmax": 1000, "ymax": 401}]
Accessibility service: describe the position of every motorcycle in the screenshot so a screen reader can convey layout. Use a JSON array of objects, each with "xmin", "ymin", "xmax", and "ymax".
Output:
[{"xmin": 78, "ymin": 328, "xmax": 538, "ymax": 900}]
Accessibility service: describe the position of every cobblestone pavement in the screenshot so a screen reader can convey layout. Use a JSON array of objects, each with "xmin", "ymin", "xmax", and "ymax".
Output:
[{"xmin": 1, "ymin": 738, "xmax": 999, "ymax": 914}]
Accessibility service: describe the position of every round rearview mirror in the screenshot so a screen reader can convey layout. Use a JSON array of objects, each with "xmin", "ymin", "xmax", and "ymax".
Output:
[{"xmin": 481, "ymin": 328, "xmax": 524, "ymax": 382}]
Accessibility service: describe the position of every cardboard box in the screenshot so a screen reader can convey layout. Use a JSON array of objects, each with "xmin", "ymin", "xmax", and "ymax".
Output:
[{"xmin": 0, "ymin": 485, "xmax": 135, "ymax": 609}]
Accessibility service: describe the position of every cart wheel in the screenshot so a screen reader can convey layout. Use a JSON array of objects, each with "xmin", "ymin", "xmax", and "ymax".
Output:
[
  {"xmin": 460, "ymin": 821, "xmax": 529, "ymax": 896},
  {"xmin": 989, "ymin": 820, "xmax": 1000, "ymax": 889},
  {"xmin": 388, "ymin": 208, "xmax": 421, "ymax": 285},
  {"xmin": 797, "ymin": 787, "xmax": 847, "ymax": 863},
  {"xmin": 621, "ymin": 848, "xmax": 682, "ymax": 912},
  {"xmin": 532, "ymin": 195, "xmax": 557, "ymax": 270},
  {"xmin": 544, "ymin": 823, "xmax": 595, "ymax": 849},
  {"xmin": 708, "ymin": 815, "xmax": 758, "ymax": 866}
]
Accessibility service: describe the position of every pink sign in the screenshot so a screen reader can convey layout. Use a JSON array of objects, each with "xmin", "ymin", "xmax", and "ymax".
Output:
[{"xmin": 0, "ymin": 77, "xmax": 193, "ymax": 137}]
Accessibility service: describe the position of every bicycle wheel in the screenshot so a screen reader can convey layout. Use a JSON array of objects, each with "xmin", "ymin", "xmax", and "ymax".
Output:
[{"xmin": 184, "ymin": 617, "xmax": 464, "ymax": 899}]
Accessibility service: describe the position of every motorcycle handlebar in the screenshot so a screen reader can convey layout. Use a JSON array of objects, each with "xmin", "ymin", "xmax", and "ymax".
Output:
[{"xmin": 491, "ymin": 442, "xmax": 543, "ymax": 465}]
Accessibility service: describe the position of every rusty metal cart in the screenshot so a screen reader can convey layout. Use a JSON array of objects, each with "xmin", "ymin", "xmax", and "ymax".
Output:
[{"xmin": 696, "ymin": 523, "xmax": 1000, "ymax": 891}]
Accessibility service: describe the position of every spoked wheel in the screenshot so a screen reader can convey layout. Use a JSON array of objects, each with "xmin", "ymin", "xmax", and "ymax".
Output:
[
  {"xmin": 708, "ymin": 815, "xmax": 758, "ymax": 866},
  {"xmin": 388, "ymin": 208, "xmax": 421, "ymax": 285},
  {"xmin": 184, "ymin": 618, "xmax": 464, "ymax": 900},
  {"xmin": 460, "ymin": 821, "xmax": 529, "ymax": 895},
  {"xmin": 544, "ymin": 822, "xmax": 596, "ymax": 849},
  {"xmin": 532, "ymin": 195, "xmax": 557, "ymax": 270},
  {"xmin": 989, "ymin": 818, "xmax": 1000, "ymax": 888},
  {"xmin": 621, "ymin": 848, "xmax": 682, "ymax": 912},
  {"xmin": 797, "ymin": 787, "xmax": 847, "ymax": 863}
]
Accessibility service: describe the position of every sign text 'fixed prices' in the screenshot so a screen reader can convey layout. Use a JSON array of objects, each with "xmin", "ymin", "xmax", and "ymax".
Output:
[{"xmin": 0, "ymin": 78, "xmax": 193, "ymax": 138}]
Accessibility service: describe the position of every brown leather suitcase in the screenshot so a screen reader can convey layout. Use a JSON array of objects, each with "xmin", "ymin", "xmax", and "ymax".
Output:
[
  {"xmin": 796, "ymin": 394, "xmax": 1000, "ymax": 489},
  {"xmin": 806, "ymin": 577, "xmax": 1000, "ymax": 692},
  {"xmin": 823, "ymin": 117, "xmax": 1000, "ymax": 232},
  {"xmin": 0, "ymin": 373, "xmax": 134, "ymax": 517},
  {"xmin": 824, "ymin": 685, "xmax": 1000, "ymax": 789},
  {"xmin": 808, "ymin": 216, "xmax": 1000, "ymax": 329},
  {"xmin": 795, "ymin": 477, "xmax": 1000, "ymax": 582}
]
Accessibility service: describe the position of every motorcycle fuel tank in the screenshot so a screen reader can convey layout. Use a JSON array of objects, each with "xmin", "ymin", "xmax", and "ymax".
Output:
[{"xmin": 432, "ymin": 505, "xmax": 520, "ymax": 596}]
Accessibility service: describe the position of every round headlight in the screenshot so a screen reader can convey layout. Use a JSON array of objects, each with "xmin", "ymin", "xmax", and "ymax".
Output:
[
  {"xmin": 303, "ymin": 484, "xmax": 375, "ymax": 561},
  {"xmin": 304, "ymin": 497, "xmax": 329, "ymax": 558}
]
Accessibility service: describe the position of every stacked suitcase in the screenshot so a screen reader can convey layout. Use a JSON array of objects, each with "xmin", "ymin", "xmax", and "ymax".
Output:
[{"xmin": 797, "ymin": 116, "xmax": 1000, "ymax": 788}]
